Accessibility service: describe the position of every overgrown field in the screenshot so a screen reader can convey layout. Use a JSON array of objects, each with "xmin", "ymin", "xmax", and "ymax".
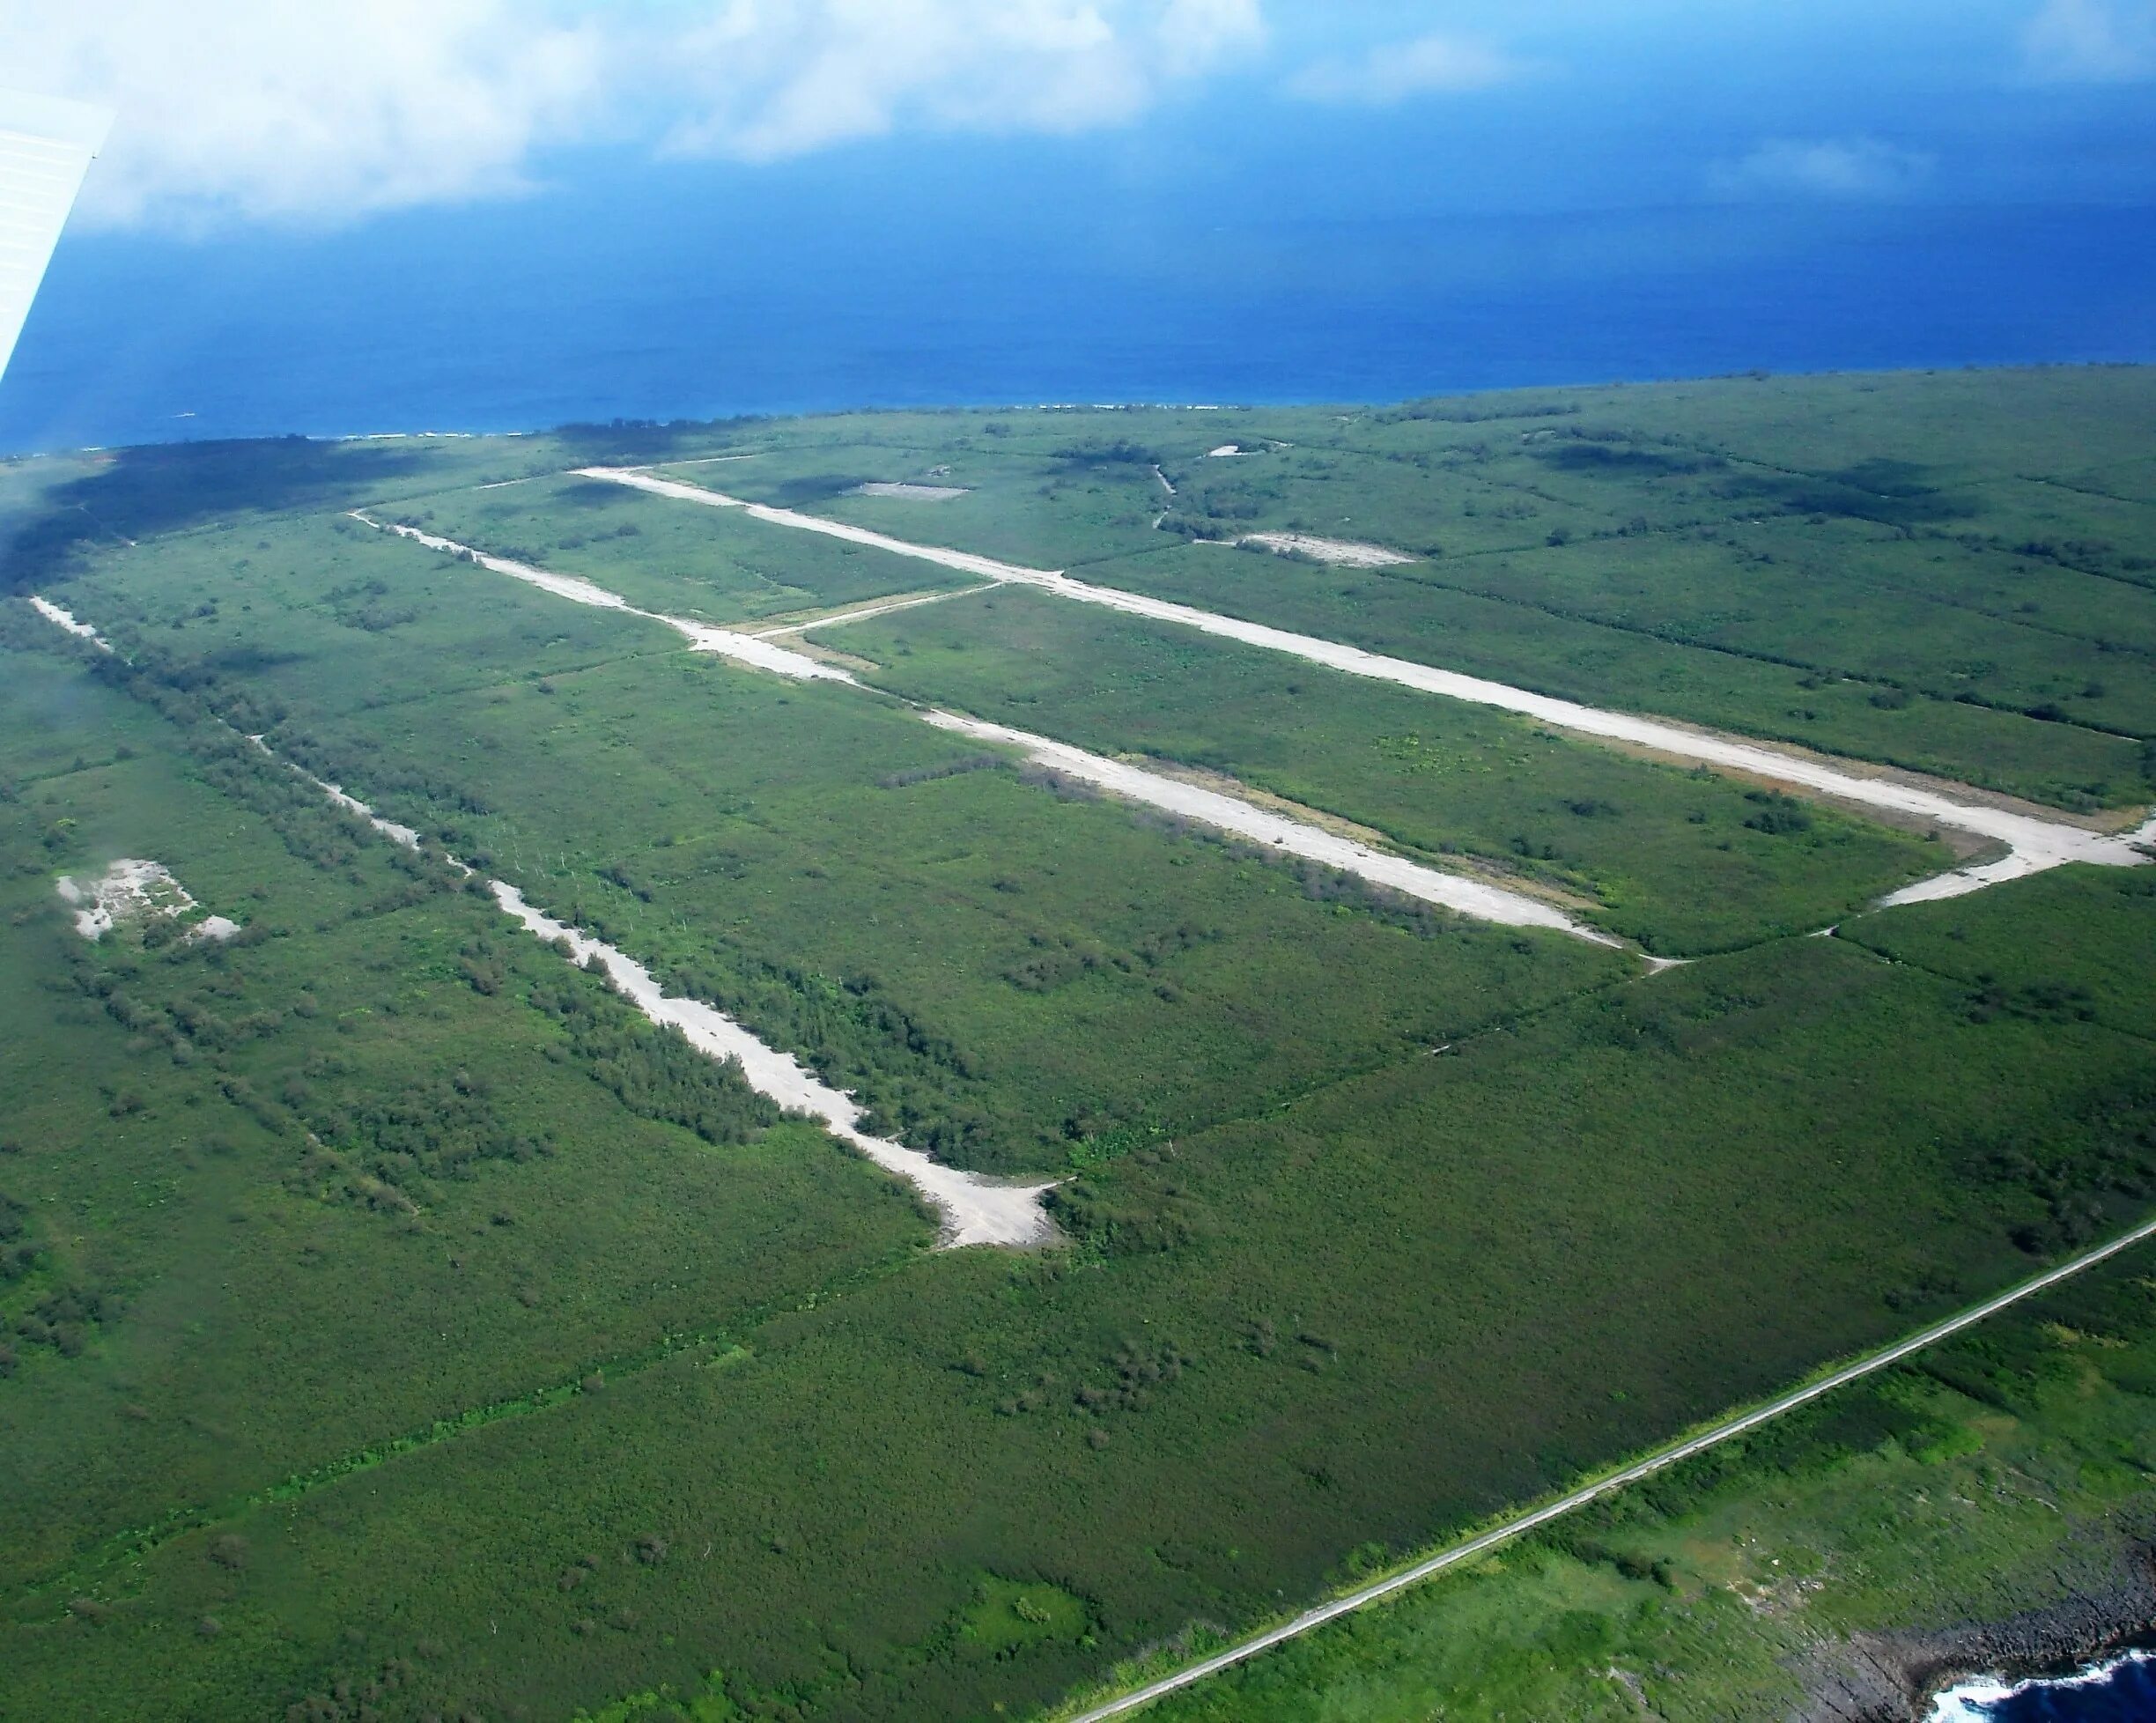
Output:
[
  {"xmin": 0, "ymin": 368, "xmax": 2151, "ymax": 1723},
  {"xmin": 379, "ymin": 473, "xmax": 980, "ymax": 627},
  {"xmin": 654, "ymin": 368, "xmax": 2156, "ymax": 810},
  {"xmin": 831, "ymin": 585, "xmax": 1939, "ymax": 954},
  {"xmin": 49, "ymin": 522, "xmax": 1625, "ymax": 1172},
  {"xmin": 0, "ymin": 625, "xmax": 926, "ymax": 1602},
  {"xmin": 1115, "ymin": 1246, "xmax": 2156, "ymax": 1723}
]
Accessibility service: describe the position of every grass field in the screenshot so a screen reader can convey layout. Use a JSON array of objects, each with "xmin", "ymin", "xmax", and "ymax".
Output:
[
  {"xmin": 379, "ymin": 473, "xmax": 980, "ymax": 627},
  {"xmin": 49, "ymin": 526, "xmax": 1626, "ymax": 1172},
  {"xmin": 1115, "ymin": 1245, "xmax": 2156, "ymax": 1723},
  {"xmin": 631, "ymin": 369, "xmax": 2156, "ymax": 810},
  {"xmin": 0, "ymin": 368, "xmax": 2152, "ymax": 1723},
  {"xmin": 830, "ymin": 584, "xmax": 1940, "ymax": 954},
  {"xmin": 0, "ymin": 625, "xmax": 926, "ymax": 1580}
]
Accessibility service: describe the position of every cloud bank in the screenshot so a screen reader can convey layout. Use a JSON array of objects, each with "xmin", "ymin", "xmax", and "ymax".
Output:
[
  {"xmin": 2021, "ymin": 0, "xmax": 2156, "ymax": 81},
  {"xmin": 1285, "ymin": 33, "xmax": 1526, "ymax": 105},
  {"xmin": 661, "ymin": 0, "xmax": 1266, "ymax": 161},
  {"xmin": 0, "ymin": 0, "xmax": 1266, "ymax": 229},
  {"xmin": 0, "ymin": 0, "xmax": 605, "ymax": 227},
  {"xmin": 1711, "ymin": 137, "xmax": 1937, "ymax": 201}
]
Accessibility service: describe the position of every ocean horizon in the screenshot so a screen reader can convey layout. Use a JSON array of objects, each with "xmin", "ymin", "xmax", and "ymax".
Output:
[{"xmin": 3, "ymin": 147, "xmax": 2150, "ymax": 456}]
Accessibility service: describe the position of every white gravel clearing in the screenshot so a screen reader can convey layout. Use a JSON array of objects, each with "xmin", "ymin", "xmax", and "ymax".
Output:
[
  {"xmin": 757, "ymin": 587, "xmax": 988, "ymax": 638},
  {"xmin": 55, "ymin": 859, "xmax": 237, "ymax": 942},
  {"xmin": 573, "ymin": 470, "xmax": 1032, "ymax": 584},
  {"xmin": 491, "ymin": 883, "xmax": 1056, "ymax": 1248},
  {"xmin": 28, "ymin": 595, "xmax": 113, "ymax": 651},
  {"xmin": 852, "ymin": 482, "xmax": 969, "ymax": 501},
  {"xmin": 1229, "ymin": 532, "xmax": 1419, "ymax": 568},
  {"xmin": 568, "ymin": 470, "xmax": 2156, "ymax": 907}
]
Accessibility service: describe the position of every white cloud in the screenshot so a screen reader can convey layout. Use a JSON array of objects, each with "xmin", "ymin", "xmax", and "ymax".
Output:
[
  {"xmin": 2020, "ymin": 0, "xmax": 2156, "ymax": 82},
  {"xmin": 661, "ymin": 0, "xmax": 1266, "ymax": 161},
  {"xmin": 1711, "ymin": 137, "xmax": 1936, "ymax": 201},
  {"xmin": 0, "ymin": 0, "xmax": 1270, "ymax": 229},
  {"xmin": 1156, "ymin": 0, "xmax": 1268, "ymax": 77},
  {"xmin": 1284, "ymin": 33, "xmax": 1527, "ymax": 106},
  {"xmin": 0, "ymin": 0, "xmax": 606, "ymax": 229}
]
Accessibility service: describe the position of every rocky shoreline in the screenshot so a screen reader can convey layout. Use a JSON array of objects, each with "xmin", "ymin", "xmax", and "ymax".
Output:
[{"xmin": 1794, "ymin": 1537, "xmax": 2156, "ymax": 1721}]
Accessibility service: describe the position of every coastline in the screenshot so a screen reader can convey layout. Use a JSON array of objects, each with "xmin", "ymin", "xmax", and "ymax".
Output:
[
  {"xmin": 1797, "ymin": 1534, "xmax": 2156, "ymax": 1722},
  {"xmin": 1931, "ymin": 1648, "xmax": 2156, "ymax": 1720}
]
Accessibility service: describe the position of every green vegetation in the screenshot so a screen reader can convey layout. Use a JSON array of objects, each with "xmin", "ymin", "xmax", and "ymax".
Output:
[
  {"xmin": 1084, "ymin": 539, "xmax": 2149, "ymax": 813},
  {"xmin": 832, "ymin": 584, "xmax": 1939, "ymax": 953},
  {"xmin": 379, "ymin": 474, "xmax": 978, "ymax": 625},
  {"xmin": 1113, "ymin": 1248, "xmax": 2156, "ymax": 1723},
  {"xmin": 0, "ymin": 368, "xmax": 2151, "ymax": 1723},
  {"xmin": 0, "ymin": 625, "xmax": 924, "ymax": 1587},
  {"xmin": 646, "ymin": 370, "xmax": 2156, "ymax": 810},
  {"xmin": 654, "ymin": 430, "xmax": 1175, "ymax": 569},
  {"xmin": 51, "ymin": 521, "xmax": 1621, "ymax": 1173}
]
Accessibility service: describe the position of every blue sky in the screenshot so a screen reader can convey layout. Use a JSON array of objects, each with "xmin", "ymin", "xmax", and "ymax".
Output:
[
  {"xmin": 5, "ymin": 0, "xmax": 2152, "ymax": 231},
  {"xmin": 1, "ymin": 2, "xmax": 2149, "ymax": 448}
]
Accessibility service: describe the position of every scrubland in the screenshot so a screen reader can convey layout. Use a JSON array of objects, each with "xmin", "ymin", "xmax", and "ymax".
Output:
[{"xmin": 0, "ymin": 368, "xmax": 2150, "ymax": 1722}]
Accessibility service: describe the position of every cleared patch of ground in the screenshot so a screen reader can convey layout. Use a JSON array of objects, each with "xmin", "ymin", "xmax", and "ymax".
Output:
[
  {"xmin": 55, "ymin": 858, "xmax": 239, "ymax": 943},
  {"xmin": 753, "ymin": 585, "xmax": 990, "ymax": 638},
  {"xmin": 1229, "ymin": 532, "xmax": 1419, "ymax": 567},
  {"xmin": 27, "ymin": 595, "xmax": 111, "ymax": 649},
  {"xmin": 853, "ymin": 482, "xmax": 970, "ymax": 501}
]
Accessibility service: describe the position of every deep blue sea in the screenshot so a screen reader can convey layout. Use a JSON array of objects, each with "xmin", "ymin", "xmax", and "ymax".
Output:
[
  {"xmin": 2, "ymin": 120, "xmax": 2151, "ymax": 455},
  {"xmin": 1936, "ymin": 1652, "xmax": 2156, "ymax": 1720}
]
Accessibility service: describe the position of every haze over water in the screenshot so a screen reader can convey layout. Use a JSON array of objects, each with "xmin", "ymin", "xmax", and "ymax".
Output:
[
  {"xmin": 3, "ymin": 0, "xmax": 2151, "ymax": 454},
  {"xmin": 4, "ymin": 186, "xmax": 2149, "ymax": 455}
]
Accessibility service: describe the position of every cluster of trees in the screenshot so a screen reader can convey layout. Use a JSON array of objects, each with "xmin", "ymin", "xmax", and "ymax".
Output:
[
  {"xmin": 1985, "ymin": 529, "xmax": 2154, "ymax": 583},
  {"xmin": 983, "ymin": 1331, "xmax": 1195, "ymax": 1430},
  {"xmin": 1004, "ymin": 916, "xmax": 1228, "ymax": 996},
  {"xmin": 1377, "ymin": 397, "xmax": 1582, "ymax": 425},
  {"xmin": 1961, "ymin": 977, "xmax": 2099, "ymax": 1026},
  {"xmin": 1729, "ymin": 465, "xmax": 1972, "ymax": 530},
  {"xmin": 78, "ymin": 655, "xmax": 406, "ymax": 874},
  {"xmin": 528, "ymin": 968, "xmax": 779, "ymax": 1149},
  {"xmin": 63, "ymin": 945, "xmax": 293, "ymax": 1071},
  {"xmin": 1050, "ymin": 438, "xmax": 1161, "ymax": 471},
  {"xmin": 877, "ymin": 752, "xmax": 1005, "ymax": 790},
  {"xmin": 292, "ymin": 1069, "xmax": 556, "ymax": 1206},
  {"xmin": 1047, "ymin": 1143, "xmax": 1207, "ymax": 1256},
  {"xmin": 647, "ymin": 948, "xmax": 1043, "ymax": 1165},
  {"xmin": 280, "ymin": 727, "xmax": 493, "ymax": 820},
  {"xmin": 1291, "ymin": 860, "xmax": 1450, "ymax": 938},
  {"xmin": 0, "ymin": 1192, "xmax": 42, "ymax": 1288},
  {"xmin": 1956, "ymin": 1073, "xmax": 2156, "ymax": 1258},
  {"xmin": 1740, "ymin": 790, "xmax": 1814, "ymax": 836},
  {"xmin": 1536, "ymin": 433, "xmax": 1724, "ymax": 479},
  {"xmin": 2, "ymin": 1188, "xmax": 114, "ymax": 1370},
  {"xmin": 279, "ymin": 1655, "xmax": 424, "ymax": 1723}
]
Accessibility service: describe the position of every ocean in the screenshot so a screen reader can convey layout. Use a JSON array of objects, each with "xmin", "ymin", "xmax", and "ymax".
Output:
[
  {"xmin": 1, "ymin": 128, "xmax": 2151, "ymax": 455},
  {"xmin": 1933, "ymin": 1652, "xmax": 2156, "ymax": 1721}
]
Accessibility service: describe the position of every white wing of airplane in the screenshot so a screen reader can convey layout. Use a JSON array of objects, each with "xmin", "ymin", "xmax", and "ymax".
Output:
[{"xmin": 0, "ymin": 90, "xmax": 112, "ymax": 385}]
